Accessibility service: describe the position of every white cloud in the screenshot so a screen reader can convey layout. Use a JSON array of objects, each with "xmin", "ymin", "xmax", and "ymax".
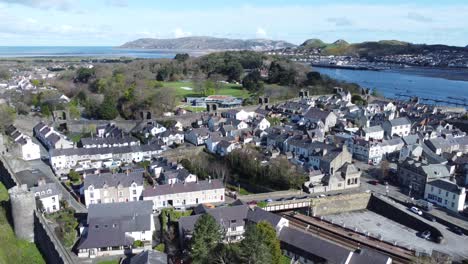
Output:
[
  {"xmin": 0, "ymin": 0, "xmax": 73, "ymax": 10},
  {"xmin": 256, "ymin": 27, "xmax": 267, "ymax": 38},
  {"xmin": 173, "ymin": 28, "xmax": 192, "ymax": 38}
]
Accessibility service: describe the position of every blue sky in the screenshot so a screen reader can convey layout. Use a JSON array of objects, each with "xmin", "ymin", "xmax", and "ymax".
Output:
[{"xmin": 0, "ymin": 0, "xmax": 467, "ymax": 46}]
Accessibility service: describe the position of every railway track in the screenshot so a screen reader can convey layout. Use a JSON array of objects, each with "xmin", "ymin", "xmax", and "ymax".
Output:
[{"xmin": 280, "ymin": 212, "xmax": 414, "ymax": 264}]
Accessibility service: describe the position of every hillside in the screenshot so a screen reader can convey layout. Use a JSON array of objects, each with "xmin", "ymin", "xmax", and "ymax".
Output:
[
  {"xmin": 298, "ymin": 39, "xmax": 467, "ymax": 57},
  {"xmin": 120, "ymin": 36, "xmax": 296, "ymax": 51}
]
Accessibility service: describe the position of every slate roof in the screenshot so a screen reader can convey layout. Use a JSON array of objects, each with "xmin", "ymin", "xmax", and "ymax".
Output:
[
  {"xmin": 50, "ymin": 143, "xmax": 162, "ymax": 157},
  {"xmin": 279, "ymin": 227, "xmax": 352, "ymax": 263},
  {"xmin": 143, "ymin": 179, "xmax": 224, "ymax": 197},
  {"xmin": 389, "ymin": 117, "xmax": 411, "ymax": 127},
  {"xmin": 130, "ymin": 250, "xmax": 168, "ymax": 264},
  {"xmin": 428, "ymin": 179, "xmax": 463, "ymax": 194},
  {"xmin": 363, "ymin": 125, "xmax": 383, "ymax": 134},
  {"xmin": 304, "ymin": 107, "xmax": 332, "ymax": 122},
  {"xmin": 80, "ymin": 136, "xmax": 139, "ymax": 146},
  {"xmin": 78, "ymin": 201, "xmax": 153, "ymax": 249},
  {"xmin": 84, "ymin": 171, "xmax": 144, "ymax": 189},
  {"xmin": 31, "ymin": 183, "xmax": 61, "ymax": 198},
  {"xmin": 348, "ymin": 248, "xmax": 392, "ymax": 264}
]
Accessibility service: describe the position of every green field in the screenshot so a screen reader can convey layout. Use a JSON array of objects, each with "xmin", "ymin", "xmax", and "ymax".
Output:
[
  {"xmin": 0, "ymin": 183, "xmax": 45, "ymax": 264},
  {"xmin": 160, "ymin": 81, "xmax": 251, "ymax": 99}
]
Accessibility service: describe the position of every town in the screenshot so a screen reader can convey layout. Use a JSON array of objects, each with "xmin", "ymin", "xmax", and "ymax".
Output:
[{"xmin": 0, "ymin": 49, "xmax": 467, "ymax": 264}]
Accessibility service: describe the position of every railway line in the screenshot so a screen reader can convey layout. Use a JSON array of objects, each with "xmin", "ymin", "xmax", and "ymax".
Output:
[{"xmin": 280, "ymin": 212, "xmax": 415, "ymax": 264}]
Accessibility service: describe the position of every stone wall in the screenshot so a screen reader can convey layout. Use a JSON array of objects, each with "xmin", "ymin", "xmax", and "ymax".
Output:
[{"xmin": 310, "ymin": 192, "xmax": 371, "ymax": 216}]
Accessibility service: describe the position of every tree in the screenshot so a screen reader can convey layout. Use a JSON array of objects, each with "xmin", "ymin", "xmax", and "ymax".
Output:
[
  {"xmin": 242, "ymin": 70, "xmax": 264, "ymax": 92},
  {"xmin": 99, "ymin": 95, "xmax": 119, "ymax": 120},
  {"xmin": 190, "ymin": 214, "xmax": 222, "ymax": 264},
  {"xmin": 0, "ymin": 67, "xmax": 11, "ymax": 80},
  {"xmin": 76, "ymin": 67, "xmax": 95, "ymax": 83},
  {"xmin": 41, "ymin": 104, "xmax": 51, "ymax": 117},
  {"xmin": 239, "ymin": 224, "xmax": 272, "ymax": 264},
  {"xmin": 256, "ymin": 221, "xmax": 281, "ymax": 264},
  {"xmin": 175, "ymin": 53, "xmax": 190, "ymax": 62},
  {"xmin": 371, "ymin": 88, "xmax": 380, "ymax": 97},
  {"xmin": 204, "ymin": 80, "xmax": 216, "ymax": 96},
  {"xmin": 211, "ymin": 243, "xmax": 241, "ymax": 264},
  {"xmin": 68, "ymin": 170, "xmax": 81, "ymax": 183}
]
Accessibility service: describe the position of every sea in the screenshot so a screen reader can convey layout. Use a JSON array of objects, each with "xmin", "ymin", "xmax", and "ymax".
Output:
[
  {"xmin": 315, "ymin": 67, "xmax": 468, "ymax": 108},
  {"xmin": 0, "ymin": 46, "xmax": 178, "ymax": 59},
  {"xmin": 1, "ymin": 46, "xmax": 467, "ymax": 107}
]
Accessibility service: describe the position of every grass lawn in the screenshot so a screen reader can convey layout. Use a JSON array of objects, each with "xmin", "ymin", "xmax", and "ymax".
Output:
[
  {"xmin": 0, "ymin": 182, "xmax": 45, "ymax": 264},
  {"xmin": 160, "ymin": 81, "xmax": 251, "ymax": 99},
  {"xmin": 97, "ymin": 260, "xmax": 120, "ymax": 264}
]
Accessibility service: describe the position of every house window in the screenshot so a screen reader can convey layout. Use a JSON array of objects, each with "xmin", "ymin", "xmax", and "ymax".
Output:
[
  {"xmin": 431, "ymin": 186, "xmax": 434, "ymax": 192},
  {"xmin": 453, "ymin": 194, "xmax": 456, "ymax": 199},
  {"xmin": 446, "ymin": 191, "xmax": 448, "ymax": 197},
  {"xmin": 451, "ymin": 202, "xmax": 455, "ymax": 208},
  {"xmin": 90, "ymin": 192, "xmax": 94, "ymax": 198},
  {"xmin": 133, "ymin": 190, "xmax": 137, "ymax": 195}
]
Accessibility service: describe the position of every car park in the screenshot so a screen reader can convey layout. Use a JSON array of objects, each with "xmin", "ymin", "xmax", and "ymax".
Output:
[{"xmin": 410, "ymin": 206, "xmax": 423, "ymax": 216}]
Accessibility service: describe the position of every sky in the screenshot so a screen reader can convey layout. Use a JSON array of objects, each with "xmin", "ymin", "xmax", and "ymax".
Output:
[{"xmin": 0, "ymin": 0, "xmax": 468, "ymax": 46}]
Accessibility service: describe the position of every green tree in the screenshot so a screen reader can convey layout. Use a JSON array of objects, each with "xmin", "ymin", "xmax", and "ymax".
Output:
[
  {"xmin": 98, "ymin": 95, "xmax": 119, "ymax": 120},
  {"xmin": 31, "ymin": 79, "xmax": 41, "ymax": 87},
  {"xmin": 256, "ymin": 221, "xmax": 282, "ymax": 264},
  {"xmin": 190, "ymin": 214, "xmax": 223, "ymax": 264},
  {"xmin": 242, "ymin": 70, "xmax": 264, "ymax": 92},
  {"xmin": 41, "ymin": 104, "xmax": 51, "ymax": 117},
  {"xmin": 239, "ymin": 223, "xmax": 272, "ymax": 264},
  {"xmin": 371, "ymin": 88, "xmax": 380, "ymax": 97},
  {"xmin": 0, "ymin": 104, "xmax": 16, "ymax": 132},
  {"xmin": 68, "ymin": 170, "xmax": 81, "ymax": 183},
  {"xmin": 0, "ymin": 67, "xmax": 11, "ymax": 80},
  {"xmin": 175, "ymin": 53, "xmax": 190, "ymax": 62},
  {"xmin": 76, "ymin": 67, "xmax": 95, "ymax": 83},
  {"xmin": 204, "ymin": 80, "xmax": 216, "ymax": 96},
  {"xmin": 211, "ymin": 243, "xmax": 241, "ymax": 264}
]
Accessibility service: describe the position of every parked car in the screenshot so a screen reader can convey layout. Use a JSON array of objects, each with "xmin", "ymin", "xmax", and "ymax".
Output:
[
  {"xmin": 265, "ymin": 198, "xmax": 273, "ymax": 203},
  {"xmin": 451, "ymin": 227, "xmax": 464, "ymax": 236},
  {"xmin": 368, "ymin": 180, "xmax": 378, "ymax": 185},
  {"xmin": 423, "ymin": 213, "xmax": 436, "ymax": 222},
  {"xmin": 421, "ymin": 230, "xmax": 431, "ymax": 240},
  {"xmin": 410, "ymin": 206, "xmax": 423, "ymax": 216}
]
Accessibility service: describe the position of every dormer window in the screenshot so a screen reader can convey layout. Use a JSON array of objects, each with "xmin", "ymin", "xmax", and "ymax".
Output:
[
  {"xmin": 89, "ymin": 186, "xmax": 94, "ymax": 191},
  {"xmin": 47, "ymin": 189, "xmax": 52, "ymax": 194},
  {"xmin": 41, "ymin": 191, "xmax": 45, "ymax": 195}
]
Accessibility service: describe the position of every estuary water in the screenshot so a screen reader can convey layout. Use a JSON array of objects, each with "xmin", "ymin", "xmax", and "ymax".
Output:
[
  {"xmin": 0, "ymin": 46, "xmax": 178, "ymax": 58},
  {"xmin": 315, "ymin": 67, "xmax": 468, "ymax": 107}
]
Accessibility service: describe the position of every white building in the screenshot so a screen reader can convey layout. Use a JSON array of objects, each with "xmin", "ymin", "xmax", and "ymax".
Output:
[
  {"xmin": 83, "ymin": 172, "xmax": 144, "ymax": 207},
  {"xmin": 33, "ymin": 122, "xmax": 74, "ymax": 150},
  {"xmin": 77, "ymin": 201, "xmax": 154, "ymax": 258},
  {"xmin": 49, "ymin": 144, "xmax": 162, "ymax": 174},
  {"xmin": 425, "ymin": 179, "xmax": 466, "ymax": 212},
  {"xmin": 31, "ymin": 182, "xmax": 61, "ymax": 213},
  {"xmin": 382, "ymin": 117, "xmax": 411, "ymax": 138},
  {"xmin": 362, "ymin": 125, "xmax": 384, "ymax": 141},
  {"xmin": 7, "ymin": 126, "xmax": 41, "ymax": 161},
  {"xmin": 143, "ymin": 179, "xmax": 225, "ymax": 210}
]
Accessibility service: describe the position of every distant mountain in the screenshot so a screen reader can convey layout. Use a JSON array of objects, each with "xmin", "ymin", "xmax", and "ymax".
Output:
[
  {"xmin": 120, "ymin": 36, "xmax": 296, "ymax": 51},
  {"xmin": 298, "ymin": 39, "xmax": 466, "ymax": 57}
]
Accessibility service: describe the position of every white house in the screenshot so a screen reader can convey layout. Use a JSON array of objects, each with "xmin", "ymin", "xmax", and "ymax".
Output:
[
  {"xmin": 362, "ymin": 125, "xmax": 384, "ymax": 141},
  {"xmin": 77, "ymin": 201, "xmax": 154, "ymax": 258},
  {"xmin": 222, "ymin": 109, "xmax": 255, "ymax": 121},
  {"xmin": 143, "ymin": 123, "xmax": 167, "ymax": 138},
  {"xmin": 253, "ymin": 118, "xmax": 271, "ymax": 131},
  {"xmin": 49, "ymin": 144, "xmax": 162, "ymax": 174},
  {"xmin": 6, "ymin": 125, "xmax": 41, "ymax": 161},
  {"xmin": 33, "ymin": 122, "xmax": 74, "ymax": 150},
  {"xmin": 382, "ymin": 117, "xmax": 411, "ymax": 138},
  {"xmin": 184, "ymin": 128, "xmax": 210, "ymax": 146},
  {"xmin": 143, "ymin": 179, "xmax": 225, "ymax": 210},
  {"xmin": 83, "ymin": 172, "xmax": 144, "ymax": 207},
  {"xmin": 425, "ymin": 179, "xmax": 466, "ymax": 212},
  {"xmin": 31, "ymin": 182, "xmax": 61, "ymax": 213}
]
